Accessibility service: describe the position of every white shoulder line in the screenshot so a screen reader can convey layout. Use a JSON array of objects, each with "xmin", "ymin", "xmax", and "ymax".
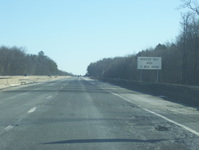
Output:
[
  {"xmin": 110, "ymin": 91, "xmax": 199, "ymax": 137},
  {"xmin": 143, "ymin": 108, "xmax": 199, "ymax": 136}
]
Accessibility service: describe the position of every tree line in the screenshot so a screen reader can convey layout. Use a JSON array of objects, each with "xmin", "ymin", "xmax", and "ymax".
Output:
[
  {"xmin": 87, "ymin": 0, "xmax": 199, "ymax": 86},
  {"xmin": 0, "ymin": 46, "xmax": 71, "ymax": 76}
]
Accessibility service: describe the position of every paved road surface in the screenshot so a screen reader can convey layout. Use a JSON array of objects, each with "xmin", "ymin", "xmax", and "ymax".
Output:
[{"xmin": 0, "ymin": 77, "xmax": 199, "ymax": 150}]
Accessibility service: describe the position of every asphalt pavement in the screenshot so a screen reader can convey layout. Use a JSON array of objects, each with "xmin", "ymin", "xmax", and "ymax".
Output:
[{"xmin": 0, "ymin": 77, "xmax": 199, "ymax": 150}]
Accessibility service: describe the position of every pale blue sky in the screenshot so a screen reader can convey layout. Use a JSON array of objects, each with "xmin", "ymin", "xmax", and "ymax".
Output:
[{"xmin": 0, "ymin": 0, "xmax": 187, "ymax": 75}]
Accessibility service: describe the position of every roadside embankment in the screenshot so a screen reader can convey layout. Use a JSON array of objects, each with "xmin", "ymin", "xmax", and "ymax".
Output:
[
  {"xmin": 101, "ymin": 78, "xmax": 199, "ymax": 107},
  {"xmin": 0, "ymin": 76, "xmax": 69, "ymax": 89}
]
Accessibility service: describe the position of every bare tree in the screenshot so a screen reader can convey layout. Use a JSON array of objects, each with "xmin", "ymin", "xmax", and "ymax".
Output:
[
  {"xmin": 182, "ymin": 0, "xmax": 199, "ymax": 15},
  {"xmin": 0, "ymin": 46, "xmax": 67, "ymax": 75},
  {"xmin": 179, "ymin": 12, "xmax": 192, "ymax": 84}
]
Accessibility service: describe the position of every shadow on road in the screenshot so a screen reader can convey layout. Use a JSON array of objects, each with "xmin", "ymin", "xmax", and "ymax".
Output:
[
  {"xmin": 42, "ymin": 138, "xmax": 168, "ymax": 144},
  {"xmin": 2, "ymin": 87, "xmax": 133, "ymax": 94}
]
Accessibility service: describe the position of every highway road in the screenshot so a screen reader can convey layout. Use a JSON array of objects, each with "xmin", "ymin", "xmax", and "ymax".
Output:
[{"xmin": 0, "ymin": 77, "xmax": 199, "ymax": 150}]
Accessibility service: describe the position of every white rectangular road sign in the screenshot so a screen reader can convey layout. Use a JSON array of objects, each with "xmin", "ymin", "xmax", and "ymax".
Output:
[{"xmin": 137, "ymin": 57, "xmax": 162, "ymax": 70}]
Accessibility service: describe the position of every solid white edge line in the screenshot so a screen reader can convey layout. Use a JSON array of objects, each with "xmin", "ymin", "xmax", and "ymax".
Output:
[
  {"xmin": 28, "ymin": 107, "xmax": 37, "ymax": 114},
  {"xmin": 143, "ymin": 108, "xmax": 199, "ymax": 136},
  {"xmin": 109, "ymin": 90, "xmax": 199, "ymax": 137}
]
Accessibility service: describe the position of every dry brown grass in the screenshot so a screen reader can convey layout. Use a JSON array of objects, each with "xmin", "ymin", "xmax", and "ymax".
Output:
[{"xmin": 0, "ymin": 76, "xmax": 69, "ymax": 89}]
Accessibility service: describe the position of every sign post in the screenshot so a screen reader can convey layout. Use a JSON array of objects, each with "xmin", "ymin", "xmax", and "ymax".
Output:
[{"xmin": 137, "ymin": 57, "xmax": 162, "ymax": 82}]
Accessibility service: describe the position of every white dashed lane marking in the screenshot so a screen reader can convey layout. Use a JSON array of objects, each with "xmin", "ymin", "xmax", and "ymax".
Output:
[
  {"xmin": 28, "ymin": 107, "xmax": 37, "ymax": 114},
  {"xmin": 46, "ymin": 96, "xmax": 52, "ymax": 99},
  {"xmin": 4, "ymin": 106, "xmax": 38, "ymax": 132},
  {"xmin": 5, "ymin": 125, "xmax": 14, "ymax": 131}
]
